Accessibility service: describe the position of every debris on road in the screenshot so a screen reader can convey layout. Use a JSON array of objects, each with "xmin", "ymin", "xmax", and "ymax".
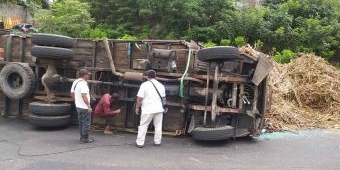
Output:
[{"xmin": 266, "ymin": 54, "xmax": 340, "ymax": 132}]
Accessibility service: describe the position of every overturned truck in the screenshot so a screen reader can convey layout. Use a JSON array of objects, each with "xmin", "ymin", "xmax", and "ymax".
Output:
[{"xmin": 0, "ymin": 34, "xmax": 273, "ymax": 140}]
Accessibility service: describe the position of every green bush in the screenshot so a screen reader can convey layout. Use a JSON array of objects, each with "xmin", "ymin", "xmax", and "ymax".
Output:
[
  {"xmin": 273, "ymin": 49, "xmax": 296, "ymax": 63},
  {"xmin": 81, "ymin": 28, "xmax": 107, "ymax": 39},
  {"xmin": 319, "ymin": 49, "xmax": 335, "ymax": 61},
  {"xmin": 255, "ymin": 39, "xmax": 264, "ymax": 50},
  {"xmin": 234, "ymin": 36, "xmax": 246, "ymax": 47},
  {"xmin": 119, "ymin": 34, "xmax": 138, "ymax": 40},
  {"xmin": 203, "ymin": 40, "xmax": 217, "ymax": 47},
  {"xmin": 220, "ymin": 39, "xmax": 231, "ymax": 46}
]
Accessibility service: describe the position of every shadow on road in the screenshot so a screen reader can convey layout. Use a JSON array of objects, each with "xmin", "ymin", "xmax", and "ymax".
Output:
[
  {"xmin": 191, "ymin": 136, "xmax": 258, "ymax": 147},
  {"xmin": 30, "ymin": 125, "xmax": 72, "ymax": 132}
]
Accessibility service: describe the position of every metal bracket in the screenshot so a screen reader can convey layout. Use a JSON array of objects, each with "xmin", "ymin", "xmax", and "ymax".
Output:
[{"xmin": 211, "ymin": 64, "xmax": 220, "ymax": 124}]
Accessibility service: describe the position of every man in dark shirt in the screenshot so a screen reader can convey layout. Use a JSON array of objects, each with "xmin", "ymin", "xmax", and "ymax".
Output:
[{"xmin": 94, "ymin": 93, "xmax": 121, "ymax": 134}]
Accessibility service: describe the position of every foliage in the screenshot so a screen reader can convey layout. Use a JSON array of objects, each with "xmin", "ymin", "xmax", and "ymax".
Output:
[
  {"xmin": 273, "ymin": 49, "xmax": 296, "ymax": 63},
  {"xmin": 81, "ymin": 24, "xmax": 121, "ymax": 39},
  {"xmin": 234, "ymin": 36, "xmax": 246, "ymax": 47},
  {"xmin": 255, "ymin": 39, "xmax": 264, "ymax": 50},
  {"xmin": 119, "ymin": 34, "xmax": 138, "ymax": 40},
  {"xmin": 262, "ymin": 0, "xmax": 288, "ymax": 9},
  {"xmin": 203, "ymin": 40, "xmax": 217, "ymax": 47},
  {"xmin": 30, "ymin": 0, "xmax": 340, "ymax": 61},
  {"xmin": 220, "ymin": 39, "xmax": 231, "ymax": 46},
  {"xmin": 34, "ymin": 0, "xmax": 94, "ymax": 38},
  {"xmin": 81, "ymin": 28, "xmax": 107, "ymax": 39}
]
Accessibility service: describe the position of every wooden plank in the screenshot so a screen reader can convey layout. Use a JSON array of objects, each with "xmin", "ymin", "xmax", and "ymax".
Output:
[
  {"xmin": 113, "ymin": 43, "xmax": 128, "ymax": 51},
  {"xmin": 132, "ymin": 51, "xmax": 148, "ymax": 59},
  {"xmin": 74, "ymin": 40, "xmax": 95, "ymax": 48}
]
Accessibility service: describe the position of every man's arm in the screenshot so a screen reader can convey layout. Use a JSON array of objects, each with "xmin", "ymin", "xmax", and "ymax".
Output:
[
  {"xmin": 135, "ymin": 97, "xmax": 143, "ymax": 115},
  {"xmin": 81, "ymin": 93, "xmax": 92, "ymax": 112},
  {"xmin": 135, "ymin": 83, "xmax": 145, "ymax": 115}
]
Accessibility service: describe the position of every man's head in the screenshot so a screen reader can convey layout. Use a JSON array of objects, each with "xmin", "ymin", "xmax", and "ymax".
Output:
[
  {"xmin": 79, "ymin": 68, "xmax": 91, "ymax": 80},
  {"xmin": 146, "ymin": 70, "xmax": 156, "ymax": 79}
]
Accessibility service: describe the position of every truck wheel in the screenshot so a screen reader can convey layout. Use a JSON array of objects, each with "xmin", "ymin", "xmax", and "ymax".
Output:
[
  {"xmin": 17, "ymin": 63, "xmax": 37, "ymax": 96},
  {"xmin": 0, "ymin": 63, "xmax": 36, "ymax": 99},
  {"xmin": 191, "ymin": 125, "xmax": 235, "ymax": 140},
  {"xmin": 31, "ymin": 46, "xmax": 74, "ymax": 59},
  {"xmin": 29, "ymin": 102, "xmax": 72, "ymax": 116},
  {"xmin": 31, "ymin": 33, "xmax": 75, "ymax": 48},
  {"xmin": 28, "ymin": 114, "xmax": 71, "ymax": 127},
  {"xmin": 197, "ymin": 46, "xmax": 242, "ymax": 62}
]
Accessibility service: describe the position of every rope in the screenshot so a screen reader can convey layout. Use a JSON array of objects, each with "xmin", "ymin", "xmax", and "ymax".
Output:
[{"xmin": 180, "ymin": 48, "xmax": 192, "ymax": 97}]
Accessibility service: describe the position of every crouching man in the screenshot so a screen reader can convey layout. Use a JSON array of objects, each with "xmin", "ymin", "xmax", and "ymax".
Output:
[{"xmin": 94, "ymin": 93, "xmax": 121, "ymax": 134}]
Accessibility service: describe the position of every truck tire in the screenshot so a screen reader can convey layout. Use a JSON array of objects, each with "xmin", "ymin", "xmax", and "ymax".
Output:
[
  {"xmin": 31, "ymin": 33, "xmax": 75, "ymax": 48},
  {"xmin": 0, "ymin": 63, "xmax": 36, "ymax": 99},
  {"xmin": 28, "ymin": 114, "xmax": 72, "ymax": 128},
  {"xmin": 17, "ymin": 63, "xmax": 37, "ymax": 96},
  {"xmin": 191, "ymin": 125, "xmax": 235, "ymax": 141},
  {"xmin": 31, "ymin": 46, "xmax": 74, "ymax": 60},
  {"xmin": 197, "ymin": 46, "xmax": 242, "ymax": 62},
  {"xmin": 29, "ymin": 102, "xmax": 72, "ymax": 116}
]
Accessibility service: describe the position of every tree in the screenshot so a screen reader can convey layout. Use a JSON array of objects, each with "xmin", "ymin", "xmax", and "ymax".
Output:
[
  {"xmin": 262, "ymin": 0, "xmax": 340, "ymax": 59},
  {"xmin": 34, "ymin": 0, "xmax": 94, "ymax": 38},
  {"xmin": 47, "ymin": 0, "xmax": 340, "ymax": 60},
  {"xmin": 262, "ymin": 0, "xmax": 288, "ymax": 9}
]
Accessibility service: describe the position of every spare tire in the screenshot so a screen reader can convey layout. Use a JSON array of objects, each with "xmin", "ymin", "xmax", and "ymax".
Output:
[
  {"xmin": 0, "ymin": 63, "xmax": 36, "ymax": 99},
  {"xmin": 191, "ymin": 125, "xmax": 235, "ymax": 141},
  {"xmin": 29, "ymin": 102, "xmax": 72, "ymax": 116},
  {"xmin": 31, "ymin": 46, "xmax": 74, "ymax": 59},
  {"xmin": 197, "ymin": 46, "xmax": 242, "ymax": 62},
  {"xmin": 31, "ymin": 33, "xmax": 75, "ymax": 48},
  {"xmin": 28, "ymin": 114, "xmax": 72, "ymax": 127}
]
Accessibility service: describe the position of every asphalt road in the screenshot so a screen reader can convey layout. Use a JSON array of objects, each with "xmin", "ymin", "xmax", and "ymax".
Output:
[{"xmin": 0, "ymin": 117, "xmax": 339, "ymax": 170}]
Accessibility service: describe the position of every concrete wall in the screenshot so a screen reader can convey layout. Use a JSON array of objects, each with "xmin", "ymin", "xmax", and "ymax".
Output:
[{"xmin": 0, "ymin": 4, "xmax": 33, "ymax": 23}]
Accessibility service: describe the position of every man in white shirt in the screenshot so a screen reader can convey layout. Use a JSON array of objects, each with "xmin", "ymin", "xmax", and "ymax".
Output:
[
  {"xmin": 70, "ymin": 68, "xmax": 94, "ymax": 143},
  {"xmin": 135, "ymin": 70, "xmax": 168, "ymax": 148}
]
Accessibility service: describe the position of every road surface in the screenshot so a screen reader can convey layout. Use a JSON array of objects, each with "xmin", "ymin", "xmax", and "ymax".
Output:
[{"xmin": 0, "ymin": 118, "xmax": 339, "ymax": 170}]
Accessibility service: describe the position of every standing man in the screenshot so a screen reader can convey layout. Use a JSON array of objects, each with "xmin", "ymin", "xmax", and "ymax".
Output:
[
  {"xmin": 135, "ymin": 70, "xmax": 168, "ymax": 148},
  {"xmin": 94, "ymin": 93, "xmax": 121, "ymax": 134},
  {"xmin": 71, "ymin": 68, "xmax": 94, "ymax": 143}
]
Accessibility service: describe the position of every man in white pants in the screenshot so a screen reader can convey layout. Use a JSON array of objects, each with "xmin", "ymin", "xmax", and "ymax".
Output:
[{"xmin": 135, "ymin": 70, "xmax": 168, "ymax": 148}]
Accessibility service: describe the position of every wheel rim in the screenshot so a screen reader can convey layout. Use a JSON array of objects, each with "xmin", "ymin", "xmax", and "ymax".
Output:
[{"xmin": 8, "ymin": 72, "xmax": 23, "ymax": 89}]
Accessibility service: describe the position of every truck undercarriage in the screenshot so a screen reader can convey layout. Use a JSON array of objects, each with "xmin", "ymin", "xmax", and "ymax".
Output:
[{"xmin": 0, "ymin": 34, "xmax": 273, "ymax": 140}]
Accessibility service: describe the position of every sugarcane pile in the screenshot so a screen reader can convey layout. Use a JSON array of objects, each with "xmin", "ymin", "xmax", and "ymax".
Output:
[{"xmin": 266, "ymin": 54, "xmax": 340, "ymax": 132}]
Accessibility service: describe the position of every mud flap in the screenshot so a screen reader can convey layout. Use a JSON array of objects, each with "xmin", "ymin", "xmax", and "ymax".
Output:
[
  {"xmin": 187, "ymin": 115, "xmax": 195, "ymax": 133},
  {"xmin": 251, "ymin": 54, "xmax": 273, "ymax": 86}
]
